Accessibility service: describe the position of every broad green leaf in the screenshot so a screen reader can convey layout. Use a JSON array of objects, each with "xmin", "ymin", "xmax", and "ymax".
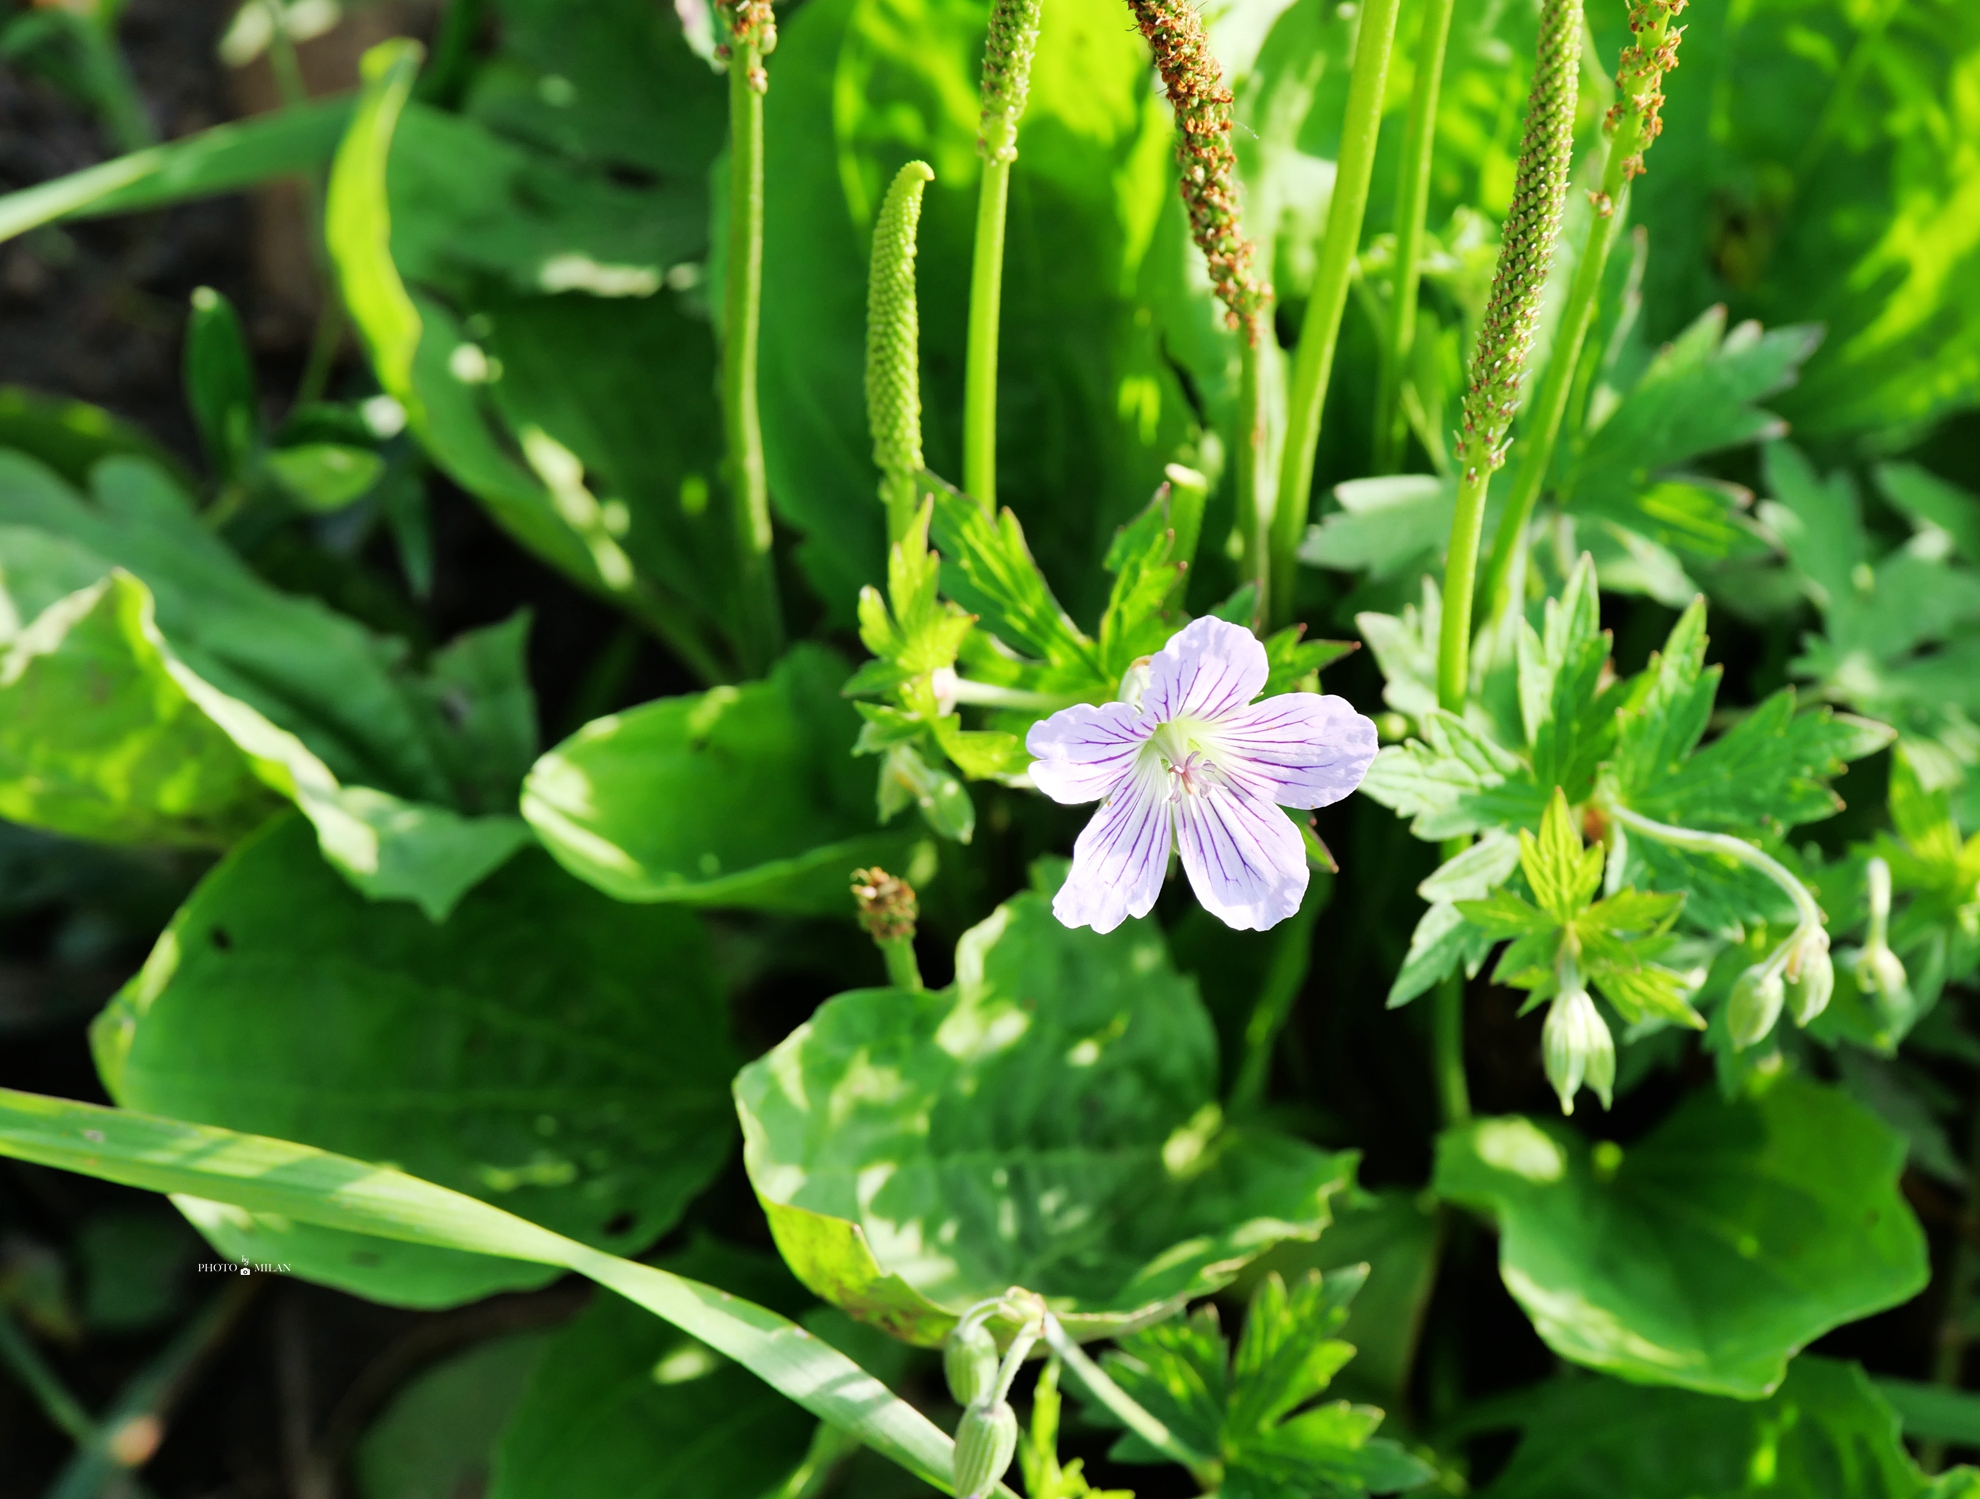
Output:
[
  {"xmin": 735, "ymin": 883, "xmax": 1353, "ymax": 1345},
  {"xmin": 1480, "ymin": 1358, "xmax": 1953, "ymax": 1499},
  {"xmin": 1435, "ymin": 1077, "xmax": 1928, "ymax": 1397},
  {"xmin": 327, "ymin": 39, "xmax": 731, "ymax": 676},
  {"xmin": 92, "ymin": 814, "xmax": 738, "ymax": 1308},
  {"xmin": 523, "ymin": 645, "xmax": 919, "ymax": 912},
  {"xmin": 263, "ymin": 443, "xmax": 386, "ymax": 513},
  {"xmin": 1300, "ymin": 476, "xmax": 1455, "ymax": 583},
  {"xmin": 0, "ymin": 572, "xmax": 283, "ymax": 848},
  {"xmin": 758, "ymin": 0, "xmax": 1191, "ymax": 619},
  {"xmin": 1875, "ymin": 1377, "xmax": 1980, "ymax": 1452},
  {"xmin": 356, "ymin": 1330, "xmax": 552, "ymax": 1499},
  {"xmin": 0, "ymin": 96, "xmax": 351, "ymax": 246},
  {"xmin": 0, "ymin": 1087, "xmax": 980, "ymax": 1495},
  {"xmin": 0, "ymin": 387, "xmax": 188, "ymax": 492},
  {"xmin": 489, "ymin": 1278, "xmax": 816, "ymax": 1499},
  {"xmin": 0, "ymin": 494, "xmax": 533, "ymax": 918},
  {"xmin": 1877, "ymin": 463, "xmax": 1980, "ymax": 568},
  {"xmin": 1096, "ymin": 1270, "xmax": 1434, "ymax": 1497}
]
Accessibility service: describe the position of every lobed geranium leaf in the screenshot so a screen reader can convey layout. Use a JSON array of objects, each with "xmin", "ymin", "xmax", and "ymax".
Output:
[
  {"xmin": 1435, "ymin": 1077, "xmax": 1928, "ymax": 1397},
  {"xmin": 735, "ymin": 883, "xmax": 1353, "ymax": 1344},
  {"xmin": 523, "ymin": 645, "xmax": 921, "ymax": 913},
  {"xmin": 1517, "ymin": 559, "xmax": 1621, "ymax": 801},
  {"xmin": 1094, "ymin": 1270, "xmax": 1434, "ymax": 1498},
  {"xmin": 1359, "ymin": 710, "xmax": 1548, "ymax": 841},
  {"xmin": 1478, "ymin": 1357, "xmax": 1964, "ymax": 1499},
  {"xmin": 92, "ymin": 814, "xmax": 738, "ymax": 1308},
  {"xmin": 925, "ymin": 476, "xmax": 1101, "ymax": 677}
]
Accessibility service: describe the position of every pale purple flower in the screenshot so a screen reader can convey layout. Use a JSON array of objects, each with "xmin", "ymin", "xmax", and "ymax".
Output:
[{"xmin": 1025, "ymin": 617, "xmax": 1378, "ymax": 934}]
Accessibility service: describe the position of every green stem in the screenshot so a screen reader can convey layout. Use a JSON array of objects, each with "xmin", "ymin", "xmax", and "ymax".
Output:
[
  {"xmin": 1476, "ymin": 189, "xmax": 1629, "ymax": 635},
  {"xmin": 879, "ymin": 934, "xmax": 923, "ymax": 992},
  {"xmin": 1435, "ymin": 464, "xmax": 1491, "ymax": 711},
  {"xmin": 1433, "ymin": 833, "xmax": 1473, "ymax": 1124},
  {"xmin": 1602, "ymin": 803, "xmax": 1823, "ymax": 929},
  {"xmin": 725, "ymin": 39, "xmax": 785, "ymax": 675},
  {"xmin": 1238, "ymin": 325, "xmax": 1271, "ymax": 625},
  {"xmin": 1271, "ymin": 0, "xmax": 1404, "ymax": 627},
  {"xmin": 1373, "ymin": 0, "xmax": 1456, "ymax": 475},
  {"xmin": 1229, "ymin": 881, "xmax": 1322, "ymax": 1115},
  {"xmin": 1038, "ymin": 1314, "xmax": 1217, "ymax": 1482},
  {"xmin": 963, "ymin": 156, "xmax": 1012, "ymax": 511},
  {"xmin": 946, "ymin": 678, "xmax": 1084, "ymax": 711},
  {"xmin": 0, "ymin": 1307, "xmax": 95, "ymax": 1442}
]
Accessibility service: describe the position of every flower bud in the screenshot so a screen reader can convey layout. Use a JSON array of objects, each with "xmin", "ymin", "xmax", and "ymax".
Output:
[
  {"xmin": 1855, "ymin": 943, "xmax": 1912, "ymax": 1026},
  {"xmin": 1543, "ymin": 987, "xmax": 1613, "ymax": 1115},
  {"xmin": 953, "ymin": 1400, "xmax": 1019, "ymax": 1499},
  {"xmin": 1785, "ymin": 931, "xmax": 1833, "ymax": 1026},
  {"xmin": 943, "ymin": 1320, "xmax": 999, "ymax": 1408},
  {"xmin": 1727, "ymin": 964, "xmax": 1785, "ymax": 1050}
]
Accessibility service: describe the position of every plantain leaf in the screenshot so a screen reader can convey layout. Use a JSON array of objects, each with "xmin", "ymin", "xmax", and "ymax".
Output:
[
  {"xmin": 1435, "ymin": 1077, "xmax": 1928, "ymax": 1398},
  {"xmin": 523, "ymin": 645, "xmax": 919, "ymax": 913},
  {"xmin": 735, "ymin": 878, "xmax": 1354, "ymax": 1345},
  {"xmin": 92, "ymin": 814, "xmax": 737, "ymax": 1307}
]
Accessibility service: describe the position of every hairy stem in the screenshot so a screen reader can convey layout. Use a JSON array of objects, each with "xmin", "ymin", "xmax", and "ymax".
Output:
[
  {"xmin": 1273, "ymin": 0, "xmax": 1404, "ymax": 627},
  {"xmin": 723, "ymin": 11, "xmax": 785, "ymax": 674},
  {"xmin": 1372, "ymin": 0, "xmax": 1457, "ymax": 475},
  {"xmin": 1603, "ymin": 803, "xmax": 1824, "ymax": 928},
  {"xmin": 964, "ymin": 160, "xmax": 1011, "ymax": 510},
  {"xmin": 1478, "ymin": 0, "xmax": 1687, "ymax": 634}
]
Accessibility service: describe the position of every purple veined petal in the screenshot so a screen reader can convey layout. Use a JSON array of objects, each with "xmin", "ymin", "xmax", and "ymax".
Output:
[
  {"xmin": 1207, "ymin": 692, "xmax": 1380, "ymax": 810},
  {"xmin": 1053, "ymin": 764, "xmax": 1173, "ymax": 934},
  {"xmin": 1025, "ymin": 701, "xmax": 1154, "ymax": 806},
  {"xmin": 1174, "ymin": 782, "xmax": 1309, "ymax": 932},
  {"xmin": 1142, "ymin": 617, "xmax": 1269, "ymax": 726}
]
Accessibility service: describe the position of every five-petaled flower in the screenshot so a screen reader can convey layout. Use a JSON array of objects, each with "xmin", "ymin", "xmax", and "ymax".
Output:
[{"xmin": 1025, "ymin": 617, "xmax": 1378, "ymax": 933}]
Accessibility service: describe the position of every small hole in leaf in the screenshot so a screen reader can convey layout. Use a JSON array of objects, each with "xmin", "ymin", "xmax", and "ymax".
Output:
[
  {"xmin": 603, "ymin": 1211, "xmax": 636, "ymax": 1237},
  {"xmin": 210, "ymin": 928, "xmax": 233, "ymax": 951}
]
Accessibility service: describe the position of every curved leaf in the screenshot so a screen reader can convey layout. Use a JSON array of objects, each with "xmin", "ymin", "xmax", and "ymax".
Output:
[
  {"xmin": 523, "ymin": 645, "xmax": 919, "ymax": 912},
  {"xmin": 92, "ymin": 814, "xmax": 737, "ymax": 1307},
  {"xmin": 1434, "ymin": 1076, "xmax": 1928, "ymax": 1398},
  {"xmin": 736, "ymin": 882, "xmax": 1355, "ymax": 1344}
]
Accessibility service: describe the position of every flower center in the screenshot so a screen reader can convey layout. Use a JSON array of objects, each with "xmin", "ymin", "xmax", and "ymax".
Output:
[{"xmin": 1145, "ymin": 720, "xmax": 1220, "ymax": 799}]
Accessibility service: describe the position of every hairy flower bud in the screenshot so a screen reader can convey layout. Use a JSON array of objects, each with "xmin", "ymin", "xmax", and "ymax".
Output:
[
  {"xmin": 979, "ymin": 0, "xmax": 1044, "ymax": 162},
  {"xmin": 1855, "ymin": 943, "xmax": 1912, "ymax": 1025},
  {"xmin": 866, "ymin": 161, "xmax": 934, "ymax": 535},
  {"xmin": 953, "ymin": 1400, "xmax": 1019, "ymax": 1499},
  {"xmin": 1459, "ymin": 0, "xmax": 1581, "ymax": 474},
  {"xmin": 1727, "ymin": 964, "xmax": 1786, "ymax": 1050},
  {"xmin": 1785, "ymin": 930, "xmax": 1833, "ymax": 1026},
  {"xmin": 1543, "ymin": 986, "xmax": 1613, "ymax": 1115},
  {"xmin": 944, "ymin": 1320, "xmax": 1000, "ymax": 1408}
]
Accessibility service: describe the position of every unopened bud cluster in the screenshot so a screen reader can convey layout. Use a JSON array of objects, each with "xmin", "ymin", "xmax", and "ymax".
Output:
[
  {"xmin": 866, "ymin": 162, "xmax": 934, "ymax": 515},
  {"xmin": 1127, "ymin": 0, "xmax": 1270, "ymax": 337},
  {"xmin": 1730, "ymin": 924, "xmax": 1833, "ymax": 1050},
  {"xmin": 1843, "ymin": 857, "xmax": 1913, "ymax": 1028},
  {"xmin": 945, "ymin": 1317, "xmax": 1019, "ymax": 1499},
  {"xmin": 1602, "ymin": 0, "xmax": 1686, "ymax": 196},
  {"xmin": 979, "ymin": 0, "xmax": 1044, "ymax": 162},
  {"xmin": 715, "ymin": 0, "xmax": 776, "ymax": 88},
  {"xmin": 1459, "ymin": 0, "xmax": 1581, "ymax": 473},
  {"xmin": 851, "ymin": 867, "xmax": 918, "ymax": 943}
]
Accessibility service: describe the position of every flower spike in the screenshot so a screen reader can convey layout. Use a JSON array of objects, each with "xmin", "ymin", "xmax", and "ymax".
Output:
[
  {"xmin": 1027, "ymin": 618, "xmax": 1377, "ymax": 932},
  {"xmin": 1126, "ymin": 0, "xmax": 1270, "ymax": 337},
  {"xmin": 979, "ymin": 0, "xmax": 1044, "ymax": 163},
  {"xmin": 865, "ymin": 160, "xmax": 935, "ymax": 541},
  {"xmin": 1458, "ymin": 0, "xmax": 1581, "ymax": 476}
]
